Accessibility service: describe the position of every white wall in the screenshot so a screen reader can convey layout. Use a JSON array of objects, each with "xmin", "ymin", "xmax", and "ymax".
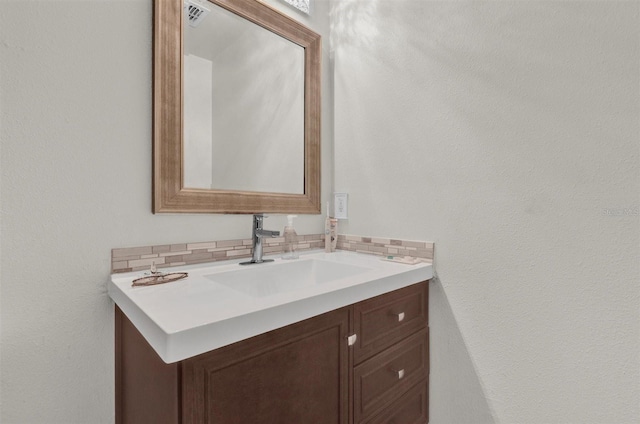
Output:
[
  {"xmin": 332, "ymin": 0, "xmax": 639, "ymax": 423},
  {"xmin": 0, "ymin": 0, "xmax": 332, "ymax": 422}
]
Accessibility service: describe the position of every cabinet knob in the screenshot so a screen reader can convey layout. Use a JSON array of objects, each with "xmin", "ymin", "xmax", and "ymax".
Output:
[
  {"xmin": 390, "ymin": 367, "xmax": 405, "ymax": 379},
  {"xmin": 390, "ymin": 311, "xmax": 405, "ymax": 322},
  {"xmin": 347, "ymin": 334, "xmax": 357, "ymax": 346}
]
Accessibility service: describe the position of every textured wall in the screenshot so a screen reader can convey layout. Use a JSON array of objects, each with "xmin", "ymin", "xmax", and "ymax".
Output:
[
  {"xmin": 332, "ymin": 0, "xmax": 639, "ymax": 423},
  {"xmin": 0, "ymin": 0, "xmax": 331, "ymax": 422}
]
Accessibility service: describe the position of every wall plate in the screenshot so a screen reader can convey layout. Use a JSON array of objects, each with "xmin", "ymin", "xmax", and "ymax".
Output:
[{"xmin": 334, "ymin": 193, "xmax": 348, "ymax": 220}]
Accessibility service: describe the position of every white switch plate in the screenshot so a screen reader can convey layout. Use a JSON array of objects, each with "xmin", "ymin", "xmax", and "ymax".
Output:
[{"xmin": 334, "ymin": 193, "xmax": 348, "ymax": 219}]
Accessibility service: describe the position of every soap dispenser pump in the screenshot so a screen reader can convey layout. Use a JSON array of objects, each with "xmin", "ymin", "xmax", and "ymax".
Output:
[{"xmin": 282, "ymin": 215, "xmax": 299, "ymax": 260}]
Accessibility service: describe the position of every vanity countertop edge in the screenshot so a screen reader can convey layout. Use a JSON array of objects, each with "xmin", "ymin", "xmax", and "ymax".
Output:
[{"xmin": 109, "ymin": 250, "xmax": 433, "ymax": 364}]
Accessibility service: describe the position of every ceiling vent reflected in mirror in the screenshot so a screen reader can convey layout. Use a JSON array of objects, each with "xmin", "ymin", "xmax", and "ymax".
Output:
[
  {"xmin": 184, "ymin": 0, "xmax": 210, "ymax": 27},
  {"xmin": 282, "ymin": 0, "xmax": 310, "ymax": 14}
]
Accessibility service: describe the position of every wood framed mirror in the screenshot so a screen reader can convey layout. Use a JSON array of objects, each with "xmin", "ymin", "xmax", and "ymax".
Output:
[{"xmin": 153, "ymin": 0, "xmax": 321, "ymax": 214}]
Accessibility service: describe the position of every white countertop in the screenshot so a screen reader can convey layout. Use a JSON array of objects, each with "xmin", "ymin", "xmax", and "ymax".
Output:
[{"xmin": 109, "ymin": 250, "xmax": 433, "ymax": 363}]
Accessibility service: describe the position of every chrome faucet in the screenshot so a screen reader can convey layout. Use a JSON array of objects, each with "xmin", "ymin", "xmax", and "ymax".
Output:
[{"xmin": 240, "ymin": 214, "xmax": 280, "ymax": 265}]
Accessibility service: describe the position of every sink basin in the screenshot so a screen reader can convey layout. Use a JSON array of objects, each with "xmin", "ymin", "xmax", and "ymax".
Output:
[{"xmin": 205, "ymin": 258, "xmax": 371, "ymax": 298}]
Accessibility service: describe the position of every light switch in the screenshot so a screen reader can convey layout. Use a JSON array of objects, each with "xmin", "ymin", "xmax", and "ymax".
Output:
[{"xmin": 334, "ymin": 193, "xmax": 348, "ymax": 220}]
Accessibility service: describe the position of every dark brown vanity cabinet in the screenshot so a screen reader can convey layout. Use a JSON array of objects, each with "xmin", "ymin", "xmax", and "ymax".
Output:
[{"xmin": 115, "ymin": 281, "xmax": 429, "ymax": 424}]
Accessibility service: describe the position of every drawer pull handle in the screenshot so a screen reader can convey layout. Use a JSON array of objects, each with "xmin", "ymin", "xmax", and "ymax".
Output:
[
  {"xmin": 391, "ymin": 311, "xmax": 405, "ymax": 322},
  {"xmin": 347, "ymin": 334, "xmax": 357, "ymax": 346},
  {"xmin": 390, "ymin": 368, "xmax": 405, "ymax": 379}
]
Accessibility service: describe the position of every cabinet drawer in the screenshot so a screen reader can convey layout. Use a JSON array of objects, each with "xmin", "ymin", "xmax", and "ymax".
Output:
[
  {"xmin": 354, "ymin": 328, "xmax": 429, "ymax": 423},
  {"xmin": 364, "ymin": 381, "xmax": 429, "ymax": 424},
  {"xmin": 353, "ymin": 281, "xmax": 428, "ymax": 363}
]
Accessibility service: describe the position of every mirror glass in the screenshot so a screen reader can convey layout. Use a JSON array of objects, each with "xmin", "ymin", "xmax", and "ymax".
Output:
[
  {"xmin": 183, "ymin": 2, "xmax": 304, "ymax": 194},
  {"xmin": 153, "ymin": 0, "xmax": 321, "ymax": 214}
]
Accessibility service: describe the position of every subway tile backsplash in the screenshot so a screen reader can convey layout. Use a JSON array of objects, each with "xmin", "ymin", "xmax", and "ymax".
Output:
[{"xmin": 111, "ymin": 234, "xmax": 433, "ymax": 273}]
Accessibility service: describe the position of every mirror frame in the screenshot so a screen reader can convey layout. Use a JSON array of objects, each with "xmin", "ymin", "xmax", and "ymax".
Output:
[{"xmin": 153, "ymin": 0, "xmax": 321, "ymax": 214}]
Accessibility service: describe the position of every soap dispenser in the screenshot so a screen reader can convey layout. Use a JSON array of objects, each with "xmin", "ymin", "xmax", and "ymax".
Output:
[{"xmin": 282, "ymin": 215, "xmax": 299, "ymax": 260}]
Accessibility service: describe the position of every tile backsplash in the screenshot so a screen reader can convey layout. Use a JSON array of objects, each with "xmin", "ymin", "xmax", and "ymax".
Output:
[
  {"xmin": 111, "ymin": 234, "xmax": 433, "ymax": 273},
  {"xmin": 111, "ymin": 234, "xmax": 324, "ymax": 273},
  {"xmin": 336, "ymin": 234, "xmax": 434, "ymax": 260}
]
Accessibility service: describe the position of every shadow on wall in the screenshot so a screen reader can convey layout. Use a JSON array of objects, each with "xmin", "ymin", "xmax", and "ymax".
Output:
[{"xmin": 430, "ymin": 277, "xmax": 496, "ymax": 424}]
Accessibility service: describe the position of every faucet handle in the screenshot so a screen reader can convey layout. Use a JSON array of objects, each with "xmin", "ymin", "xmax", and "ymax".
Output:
[{"xmin": 258, "ymin": 229, "xmax": 280, "ymax": 238}]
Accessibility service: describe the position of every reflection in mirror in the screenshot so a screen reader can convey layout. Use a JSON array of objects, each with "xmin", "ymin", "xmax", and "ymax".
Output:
[
  {"xmin": 152, "ymin": 0, "xmax": 321, "ymax": 214},
  {"xmin": 183, "ymin": 1, "xmax": 304, "ymax": 194}
]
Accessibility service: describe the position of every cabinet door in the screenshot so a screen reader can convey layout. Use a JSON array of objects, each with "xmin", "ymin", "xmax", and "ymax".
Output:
[{"xmin": 182, "ymin": 308, "xmax": 350, "ymax": 424}]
